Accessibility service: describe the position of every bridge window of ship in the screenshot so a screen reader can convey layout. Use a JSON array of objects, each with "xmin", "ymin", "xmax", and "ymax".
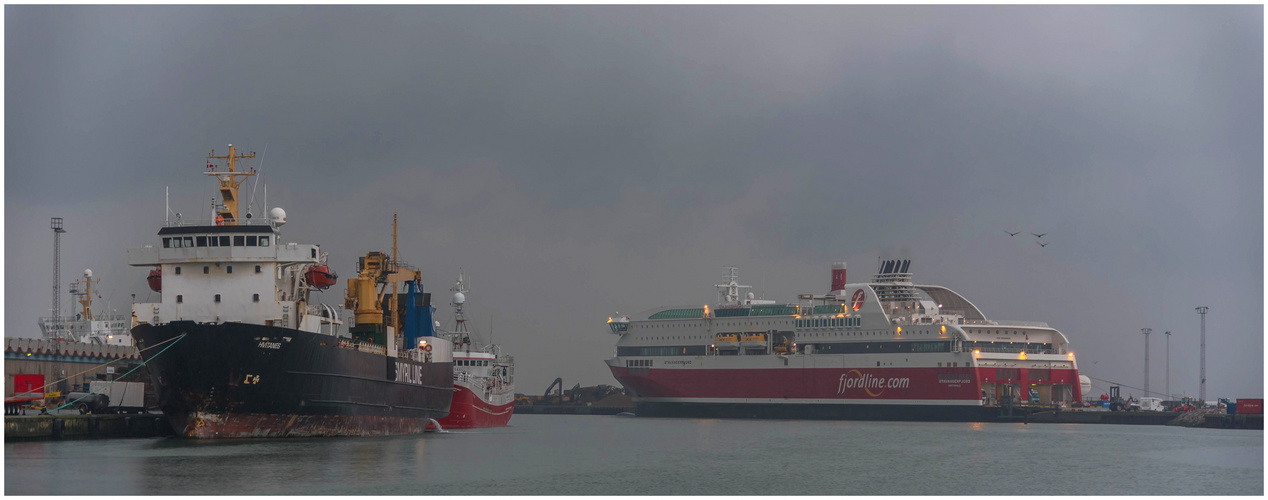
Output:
[
  {"xmin": 197, "ymin": 236, "xmax": 208, "ymax": 246},
  {"xmin": 253, "ymin": 294, "xmax": 260, "ymax": 302},
  {"xmin": 176, "ymin": 295, "xmax": 183, "ymax": 303},
  {"xmin": 259, "ymin": 236, "xmax": 269, "ymax": 247},
  {"xmin": 215, "ymin": 294, "xmax": 221, "ymax": 303}
]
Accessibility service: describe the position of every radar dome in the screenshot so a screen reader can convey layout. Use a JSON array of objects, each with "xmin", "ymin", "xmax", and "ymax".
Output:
[
  {"xmin": 1079, "ymin": 375, "xmax": 1092, "ymax": 398},
  {"xmin": 269, "ymin": 207, "xmax": 287, "ymax": 226},
  {"xmin": 453, "ymin": 292, "xmax": 466, "ymax": 305},
  {"xmin": 746, "ymin": 292, "xmax": 754, "ymax": 300},
  {"xmin": 84, "ymin": 269, "xmax": 93, "ymax": 277}
]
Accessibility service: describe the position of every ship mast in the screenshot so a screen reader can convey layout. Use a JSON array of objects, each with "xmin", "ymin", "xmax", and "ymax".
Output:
[
  {"xmin": 71, "ymin": 271, "xmax": 100, "ymax": 321},
  {"xmin": 204, "ymin": 144, "xmax": 257, "ymax": 225},
  {"xmin": 390, "ymin": 213, "xmax": 399, "ymax": 348},
  {"xmin": 451, "ymin": 272, "xmax": 470, "ymax": 342}
]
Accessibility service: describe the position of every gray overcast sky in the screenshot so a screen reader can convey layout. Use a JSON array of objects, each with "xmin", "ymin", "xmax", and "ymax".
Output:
[{"xmin": 6, "ymin": 5, "xmax": 1263, "ymax": 399}]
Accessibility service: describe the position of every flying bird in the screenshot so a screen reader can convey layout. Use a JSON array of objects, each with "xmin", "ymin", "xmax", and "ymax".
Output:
[
  {"xmin": 1032, "ymin": 232, "xmax": 1047, "ymax": 238},
  {"xmin": 1037, "ymin": 241, "xmax": 1049, "ymax": 248},
  {"xmin": 1005, "ymin": 230, "xmax": 1020, "ymax": 236}
]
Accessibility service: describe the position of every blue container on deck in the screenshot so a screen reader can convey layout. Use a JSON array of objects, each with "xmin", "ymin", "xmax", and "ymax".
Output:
[
  {"xmin": 1228, "ymin": 402, "xmax": 1237, "ymax": 415},
  {"xmin": 1102, "ymin": 401, "xmax": 1110, "ymax": 408}
]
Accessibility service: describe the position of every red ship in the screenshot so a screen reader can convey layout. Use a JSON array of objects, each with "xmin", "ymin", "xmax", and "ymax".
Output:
[{"xmin": 435, "ymin": 273, "xmax": 515, "ymax": 429}]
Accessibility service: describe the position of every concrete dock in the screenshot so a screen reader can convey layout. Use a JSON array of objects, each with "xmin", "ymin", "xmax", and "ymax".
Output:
[{"xmin": 5, "ymin": 413, "xmax": 173, "ymax": 441}]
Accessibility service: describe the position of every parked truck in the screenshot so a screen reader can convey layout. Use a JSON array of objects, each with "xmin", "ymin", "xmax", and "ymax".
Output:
[
  {"xmin": 85, "ymin": 381, "xmax": 147, "ymax": 414},
  {"xmin": 1137, "ymin": 397, "xmax": 1164, "ymax": 412}
]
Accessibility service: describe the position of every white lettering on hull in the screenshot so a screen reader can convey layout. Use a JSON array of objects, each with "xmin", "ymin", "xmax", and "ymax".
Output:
[
  {"xmin": 836, "ymin": 370, "xmax": 910, "ymax": 397},
  {"xmin": 395, "ymin": 362, "xmax": 426, "ymax": 385}
]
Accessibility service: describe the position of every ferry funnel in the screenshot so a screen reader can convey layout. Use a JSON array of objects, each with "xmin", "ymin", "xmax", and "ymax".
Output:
[{"xmin": 831, "ymin": 262, "xmax": 847, "ymax": 292}]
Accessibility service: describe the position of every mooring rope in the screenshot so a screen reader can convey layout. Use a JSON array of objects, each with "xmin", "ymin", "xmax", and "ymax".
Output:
[
  {"xmin": 50, "ymin": 333, "xmax": 187, "ymax": 413},
  {"xmin": 25, "ymin": 333, "xmax": 188, "ymax": 395}
]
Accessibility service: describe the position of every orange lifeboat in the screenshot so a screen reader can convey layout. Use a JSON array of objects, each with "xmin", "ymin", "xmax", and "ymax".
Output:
[
  {"xmin": 147, "ymin": 267, "xmax": 162, "ymax": 292},
  {"xmin": 304, "ymin": 265, "xmax": 338, "ymax": 290}
]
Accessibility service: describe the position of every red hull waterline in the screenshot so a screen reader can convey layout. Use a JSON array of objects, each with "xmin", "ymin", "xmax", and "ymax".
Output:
[{"xmin": 434, "ymin": 385, "xmax": 515, "ymax": 429}]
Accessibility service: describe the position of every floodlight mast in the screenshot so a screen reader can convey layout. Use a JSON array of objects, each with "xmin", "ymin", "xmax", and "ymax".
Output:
[
  {"xmin": 50, "ymin": 217, "xmax": 66, "ymax": 319},
  {"xmin": 1196, "ymin": 307, "xmax": 1209, "ymax": 404},
  {"xmin": 1141, "ymin": 328, "xmax": 1152, "ymax": 397}
]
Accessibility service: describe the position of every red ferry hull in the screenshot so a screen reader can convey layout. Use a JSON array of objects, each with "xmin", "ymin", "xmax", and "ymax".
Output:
[
  {"xmin": 435, "ymin": 385, "xmax": 515, "ymax": 429},
  {"xmin": 609, "ymin": 364, "xmax": 1081, "ymax": 421}
]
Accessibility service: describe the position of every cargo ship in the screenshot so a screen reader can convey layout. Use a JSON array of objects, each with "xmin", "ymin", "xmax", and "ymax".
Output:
[
  {"xmin": 605, "ymin": 261, "xmax": 1083, "ymax": 421},
  {"xmin": 434, "ymin": 273, "xmax": 515, "ymax": 429},
  {"xmin": 128, "ymin": 144, "xmax": 453, "ymax": 438}
]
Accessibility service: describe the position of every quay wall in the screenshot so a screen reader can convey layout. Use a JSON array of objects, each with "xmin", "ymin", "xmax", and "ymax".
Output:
[{"xmin": 5, "ymin": 414, "xmax": 172, "ymax": 441}]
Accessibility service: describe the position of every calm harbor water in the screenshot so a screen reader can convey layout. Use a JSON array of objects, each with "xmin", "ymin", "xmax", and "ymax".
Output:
[{"xmin": 5, "ymin": 414, "xmax": 1262, "ymax": 495}]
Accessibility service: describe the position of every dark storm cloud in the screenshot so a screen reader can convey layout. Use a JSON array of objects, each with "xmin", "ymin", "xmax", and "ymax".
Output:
[{"xmin": 6, "ymin": 5, "xmax": 1262, "ymax": 398}]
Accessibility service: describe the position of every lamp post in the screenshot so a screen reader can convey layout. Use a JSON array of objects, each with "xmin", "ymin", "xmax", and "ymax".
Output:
[
  {"xmin": 1164, "ymin": 330, "xmax": 1171, "ymax": 399},
  {"xmin": 1196, "ymin": 307, "xmax": 1209, "ymax": 404},
  {"xmin": 1141, "ymin": 328, "xmax": 1152, "ymax": 397}
]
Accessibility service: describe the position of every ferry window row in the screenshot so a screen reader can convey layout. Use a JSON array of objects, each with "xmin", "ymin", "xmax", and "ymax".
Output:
[
  {"xmin": 963, "ymin": 341, "xmax": 1053, "ymax": 354},
  {"xmin": 637, "ymin": 321, "xmax": 791, "ymax": 329},
  {"xmin": 457, "ymin": 360, "xmax": 488, "ymax": 367},
  {"xmin": 164, "ymin": 235, "xmax": 272, "ymax": 248},
  {"xmin": 617, "ymin": 345, "xmax": 707, "ymax": 357},
  {"xmin": 937, "ymin": 374, "xmax": 971, "ymax": 383},
  {"xmin": 801, "ymin": 340, "xmax": 951, "ymax": 354},
  {"xmin": 796, "ymin": 317, "xmax": 860, "ymax": 328}
]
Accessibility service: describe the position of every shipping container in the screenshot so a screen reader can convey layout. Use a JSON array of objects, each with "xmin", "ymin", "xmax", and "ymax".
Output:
[
  {"xmin": 1236, "ymin": 398, "xmax": 1263, "ymax": 415},
  {"xmin": 86, "ymin": 381, "xmax": 146, "ymax": 413},
  {"xmin": 12, "ymin": 374, "xmax": 44, "ymax": 396}
]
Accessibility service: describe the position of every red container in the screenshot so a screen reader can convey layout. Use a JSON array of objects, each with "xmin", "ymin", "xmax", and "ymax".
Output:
[
  {"xmin": 1236, "ymin": 398, "xmax": 1263, "ymax": 414},
  {"xmin": 13, "ymin": 374, "xmax": 44, "ymax": 395}
]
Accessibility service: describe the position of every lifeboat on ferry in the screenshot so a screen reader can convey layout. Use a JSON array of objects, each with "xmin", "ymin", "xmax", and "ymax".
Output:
[
  {"xmin": 740, "ymin": 333, "xmax": 768, "ymax": 353},
  {"xmin": 147, "ymin": 267, "xmax": 162, "ymax": 292},
  {"xmin": 713, "ymin": 333, "xmax": 740, "ymax": 351},
  {"xmin": 304, "ymin": 265, "xmax": 339, "ymax": 290}
]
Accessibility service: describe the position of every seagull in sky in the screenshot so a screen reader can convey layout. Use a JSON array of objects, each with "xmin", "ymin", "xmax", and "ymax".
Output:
[
  {"xmin": 1032, "ymin": 232, "xmax": 1047, "ymax": 238},
  {"xmin": 1005, "ymin": 230, "xmax": 1020, "ymax": 236},
  {"xmin": 1037, "ymin": 241, "xmax": 1049, "ymax": 248}
]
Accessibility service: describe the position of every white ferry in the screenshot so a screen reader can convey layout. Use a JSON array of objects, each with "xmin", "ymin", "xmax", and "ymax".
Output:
[{"xmin": 605, "ymin": 261, "xmax": 1084, "ymax": 421}]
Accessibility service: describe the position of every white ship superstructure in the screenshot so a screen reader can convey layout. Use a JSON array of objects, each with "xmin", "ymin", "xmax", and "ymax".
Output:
[{"xmin": 38, "ymin": 270, "xmax": 132, "ymax": 346}]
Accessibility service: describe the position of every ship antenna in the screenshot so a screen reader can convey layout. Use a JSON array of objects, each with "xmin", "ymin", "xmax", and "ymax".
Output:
[
  {"xmin": 247, "ymin": 141, "xmax": 268, "ymax": 220},
  {"xmin": 204, "ymin": 144, "xmax": 257, "ymax": 225}
]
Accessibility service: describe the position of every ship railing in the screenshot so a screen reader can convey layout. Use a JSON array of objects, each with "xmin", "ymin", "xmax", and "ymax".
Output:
[
  {"xmin": 163, "ymin": 218, "xmax": 274, "ymax": 227},
  {"xmin": 974, "ymin": 346, "xmax": 1059, "ymax": 355},
  {"xmin": 991, "ymin": 320, "xmax": 1051, "ymax": 328},
  {"xmin": 336, "ymin": 338, "xmax": 387, "ymax": 356}
]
